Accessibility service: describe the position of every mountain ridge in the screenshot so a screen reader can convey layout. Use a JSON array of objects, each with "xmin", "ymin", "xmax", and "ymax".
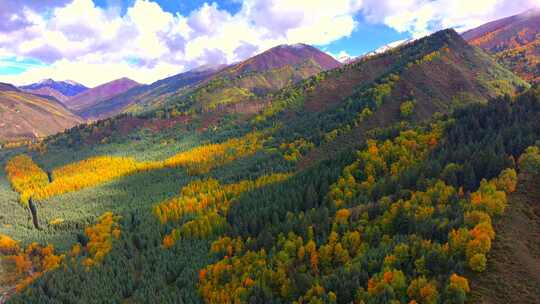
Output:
[
  {"xmin": 20, "ymin": 79, "xmax": 88, "ymax": 103},
  {"xmin": 0, "ymin": 88, "xmax": 82, "ymax": 141},
  {"xmin": 65, "ymin": 77, "xmax": 141, "ymax": 115},
  {"xmin": 79, "ymin": 44, "xmax": 341, "ymax": 120},
  {"xmin": 463, "ymin": 9, "xmax": 540, "ymax": 83},
  {"xmin": 78, "ymin": 66, "xmax": 225, "ymax": 120}
]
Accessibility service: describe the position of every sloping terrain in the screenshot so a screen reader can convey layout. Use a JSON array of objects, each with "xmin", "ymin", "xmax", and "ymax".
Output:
[
  {"xmin": 149, "ymin": 43, "xmax": 341, "ymax": 115},
  {"xmin": 2, "ymin": 82, "xmax": 539, "ymax": 304},
  {"xmin": 256, "ymin": 29, "xmax": 527, "ymax": 167},
  {"xmin": 0, "ymin": 83, "xmax": 19, "ymax": 92},
  {"xmin": 20, "ymin": 79, "xmax": 88, "ymax": 104},
  {"xmin": 80, "ymin": 65, "xmax": 225, "ymax": 120},
  {"xmin": 81, "ymin": 44, "xmax": 340, "ymax": 120},
  {"xmin": 65, "ymin": 78, "xmax": 140, "ymax": 115},
  {"xmin": 463, "ymin": 9, "xmax": 540, "ymax": 83},
  {"xmin": 468, "ymin": 171, "xmax": 540, "ymax": 303},
  {"xmin": 0, "ymin": 84, "xmax": 82, "ymax": 141}
]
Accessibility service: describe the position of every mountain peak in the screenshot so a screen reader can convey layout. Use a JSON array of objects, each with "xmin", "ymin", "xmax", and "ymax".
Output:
[
  {"xmin": 38, "ymin": 78, "xmax": 55, "ymax": 84},
  {"xmin": 109, "ymin": 77, "xmax": 139, "ymax": 85},
  {"xmin": 276, "ymin": 43, "xmax": 310, "ymax": 49},
  {"xmin": 20, "ymin": 79, "xmax": 89, "ymax": 103},
  {"xmin": 192, "ymin": 63, "xmax": 228, "ymax": 73},
  {"xmin": 228, "ymin": 42, "xmax": 340, "ymax": 75},
  {"xmin": 64, "ymin": 80, "xmax": 83, "ymax": 86},
  {"xmin": 65, "ymin": 77, "xmax": 141, "ymax": 113}
]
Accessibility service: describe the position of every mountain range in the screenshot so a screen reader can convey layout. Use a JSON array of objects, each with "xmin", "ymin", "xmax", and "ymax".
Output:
[
  {"xmin": 81, "ymin": 43, "xmax": 340, "ymax": 120},
  {"xmin": 20, "ymin": 79, "xmax": 88, "ymax": 103},
  {"xmin": 1, "ymin": 9, "xmax": 540, "ymax": 304},
  {"xmin": 1, "ymin": 11, "xmax": 538, "ymax": 144}
]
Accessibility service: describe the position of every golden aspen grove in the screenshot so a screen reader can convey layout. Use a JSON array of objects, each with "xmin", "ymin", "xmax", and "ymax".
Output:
[{"xmin": 4, "ymin": 131, "xmax": 266, "ymax": 204}]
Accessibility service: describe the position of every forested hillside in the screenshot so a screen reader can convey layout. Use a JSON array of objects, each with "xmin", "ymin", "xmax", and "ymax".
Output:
[
  {"xmin": 81, "ymin": 65, "xmax": 225, "ymax": 120},
  {"xmin": 463, "ymin": 9, "xmax": 540, "ymax": 83},
  {"xmin": 79, "ymin": 44, "xmax": 340, "ymax": 121},
  {"xmin": 0, "ymin": 27, "xmax": 539, "ymax": 304}
]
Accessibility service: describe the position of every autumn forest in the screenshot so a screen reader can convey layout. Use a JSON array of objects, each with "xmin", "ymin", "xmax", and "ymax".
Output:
[{"xmin": 1, "ymin": 8, "xmax": 540, "ymax": 304}]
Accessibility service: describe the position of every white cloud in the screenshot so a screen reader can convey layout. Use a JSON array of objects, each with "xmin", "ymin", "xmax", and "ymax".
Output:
[
  {"xmin": 0, "ymin": 0, "xmax": 364, "ymax": 86},
  {"xmin": 0, "ymin": 0, "xmax": 538, "ymax": 86},
  {"xmin": 361, "ymin": 0, "xmax": 540, "ymax": 37},
  {"xmin": 0, "ymin": 59, "xmax": 183, "ymax": 87}
]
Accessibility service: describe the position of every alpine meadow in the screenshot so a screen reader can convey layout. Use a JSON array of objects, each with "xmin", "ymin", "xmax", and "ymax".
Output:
[{"xmin": 1, "ymin": 1, "xmax": 540, "ymax": 303}]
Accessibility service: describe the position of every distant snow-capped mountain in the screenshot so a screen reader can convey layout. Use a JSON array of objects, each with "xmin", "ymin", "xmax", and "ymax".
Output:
[
  {"xmin": 362, "ymin": 39, "xmax": 415, "ymax": 58},
  {"xmin": 20, "ymin": 79, "xmax": 89, "ymax": 103}
]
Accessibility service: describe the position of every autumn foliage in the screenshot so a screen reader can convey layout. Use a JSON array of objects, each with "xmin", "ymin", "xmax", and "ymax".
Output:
[
  {"xmin": 157, "ymin": 173, "xmax": 291, "ymax": 247},
  {"xmin": 163, "ymin": 131, "xmax": 265, "ymax": 175},
  {"xmin": 4, "ymin": 155, "xmax": 49, "ymax": 204},
  {"xmin": 329, "ymin": 126, "xmax": 442, "ymax": 208},
  {"xmin": 5, "ymin": 132, "xmax": 266, "ymax": 203},
  {"xmin": 81, "ymin": 212, "xmax": 122, "ymax": 267},
  {"xmin": 0, "ymin": 236, "xmax": 64, "ymax": 293}
]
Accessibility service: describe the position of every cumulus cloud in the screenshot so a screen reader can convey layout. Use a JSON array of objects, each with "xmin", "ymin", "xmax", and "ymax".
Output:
[
  {"xmin": 0, "ymin": 0, "xmax": 538, "ymax": 86},
  {"xmin": 0, "ymin": 0, "xmax": 72, "ymax": 32},
  {"xmin": 0, "ymin": 0, "xmax": 365, "ymax": 86},
  {"xmin": 361, "ymin": 0, "xmax": 540, "ymax": 37},
  {"xmin": 0, "ymin": 59, "xmax": 183, "ymax": 87}
]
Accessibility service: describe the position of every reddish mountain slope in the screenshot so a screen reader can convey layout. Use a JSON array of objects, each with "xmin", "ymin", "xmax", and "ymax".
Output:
[
  {"xmin": 116, "ymin": 44, "xmax": 341, "ymax": 116},
  {"xmin": 463, "ymin": 9, "xmax": 540, "ymax": 83},
  {"xmin": 23, "ymin": 86, "xmax": 71, "ymax": 103},
  {"xmin": 65, "ymin": 78, "xmax": 141, "ymax": 114},
  {"xmin": 0, "ymin": 83, "xmax": 19, "ymax": 92},
  {"xmin": 225, "ymin": 43, "xmax": 340, "ymax": 76},
  {"xmin": 0, "ymin": 83, "xmax": 82, "ymax": 141}
]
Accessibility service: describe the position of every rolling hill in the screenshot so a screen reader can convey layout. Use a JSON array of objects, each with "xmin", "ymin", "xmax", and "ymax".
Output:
[
  {"xmin": 20, "ymin": 79, "xmax": 88, "ymax": 104},
  {"xmin": 0, "ymin": 83, "xmax": 82, "ymax": 142},
  {"xmin": 463, "ymin": 9, "xmax": 540, "ymax": 83},
  {"xmin": 65, "ymin": 78, "xmax": 141, "ymax": 116}
]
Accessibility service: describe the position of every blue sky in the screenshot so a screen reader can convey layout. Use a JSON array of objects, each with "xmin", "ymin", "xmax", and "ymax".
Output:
[
  {"xmin": 0, "ymin": 57, "xmax": 47, "ymax": 75},
  {"xmin": 93, "ymin": 0, "xmax": 243, "ymax": 16},
  {"xmin": 323, "ymin": 14, "xmax": 411, "ymax": 57},
  {"xmin": 0, "ymin": 0, "xmax": 538, "ymax": 86}
]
